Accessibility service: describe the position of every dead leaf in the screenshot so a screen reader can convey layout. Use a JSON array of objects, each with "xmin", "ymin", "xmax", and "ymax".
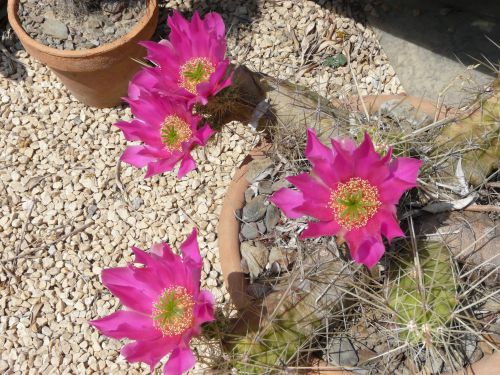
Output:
[
  {"xmin": 422, "ymin": 193, "xmax": 477, "ymax": 213},
  {"xmin": 304, "ymin": 22, "xmax": 316, "ymax": 36},
  {"xmin": 317, "ymin": 40, "xmax": 337, "ymax": 53}
]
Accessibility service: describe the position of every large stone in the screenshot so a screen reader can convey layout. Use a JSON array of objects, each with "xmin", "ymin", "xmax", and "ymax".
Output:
[
  {"xmin": 271, "ymin": 179, "xmax": 291, "ymax": 192},
  {"xmin": 244, "ymin": 187, "xmax": 255, "ymax": 203},
  {"xmin": 256, "ymin": 221, "xmax": 266, "ymax": 234},
  {"xmin": 42, "ymin": 18, "xmax": 68, "ymax": 40},
  {"xmin": 241, "ymin": 222, "xmax": 259, "ymax": 240},
  {"xmin": 258, "ymin": 180, "xmax": 273, "ymax": 195},
  {"xmin": 242, "ymin": 195, "xmax": 267, "ymax": 222},
  {"xmin": 380, "ymin": 100, "xmax": 432, "ymax": 127},
  {"xmin": 246, "ymin": 158, "xmax": 274, "ymax": 183},
  {"xmin": 264, "ymin": 205, "xmax": 281, "ymax": 231}
]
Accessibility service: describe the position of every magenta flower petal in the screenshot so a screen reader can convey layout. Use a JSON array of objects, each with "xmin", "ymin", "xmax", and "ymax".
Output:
[
  {"xmin": 196, "ymin": 60, "xmax": 233, "ymax": 105},
  {"xmin": 305, "ymin": 128, "xmax": 334, "ymax": 164},
  {"xmin": 202, "ymin": 12, "xmax": 225, "ymax": 39},
  {"xmin": 177, "ymin": 154, "xmax": 197, "ymax": 178},
  {"xmin": 269, "ymin": 188, "xmax": 305, "ymax": 219},
  {"xmin": 337, "ymin": 137, "xmax": 357, "ymax": 152},
  {"xmin": 180, "ymin": 228, "xmax": 203, "ymax": 287},
  {"xmin": 273, "ymin": 130, "xmax": 422, "ymax": 268},
  {"xmin": 352, "ymin": 133, "xmax": 390, "ymax": 183},
  {"xmin": 296, "ymin": 200, "xmax": 334, "ymax": 221},
  {"xmin": 300, "ymin": 220, "xmax": 341, "ymax": 239},
  {"xmin": 120, "ymin": 146, "xmax": 154, "ymax": 168},
  {"xmin": 330, "ymin": 139, "xmax": 355, "ymax": 182},
  {"xmin": 286, "ymin": 173, "xmax": 330, "ymax": 202},
  {"xmin": 195, "ymin": 123, "xmax": 216, "ymax": 145},
  {"xmin": 194, "ymin": 290, "xmax": 216, "ymax": 326},
  {"xmin": 353, "ymin": 132, "xmax": 379, "ymax": 161},
  {"xmin": 139, "ymin": 40, "xmax": 175, "ymax": 69},
  {"xmin": 379, "ymin": 158, "xmax": 423, "ymax": 204},
  {"xmin": 361, "ymin": 150, "xmax": 393, "ymax": 186},
  {"xmin": 115, "ymin": 120, "xmax": 144, "ymax": 142},
  {"xmin": 90, "ymin": 311, "xmax": 160, "ymax": 340},
  {"xmin": 101, "ymin": 267, "xmax": 157, "ymax": 314},
  {"xmin": 128, "ymin": 67, "xmax": 159, "ymax": 101},
  {"xmin": 373, "ymin": 209, "xmax": 405, "ymax": 242},
  {"xmin": 150, "ymin": 243, "xmax": 167, "ymax": 257},
  {"xmin": 158, "ymin": 243, "xmax": 177, "ymax": 262},
  {"xmin": 180, "ymin": 228, "xmax": 202, "ymax": 269},
  {"xmin": 391, "ymin": 157, "xmax": 423, "ymax": 183},
  {"xmin": 345, "ymin": 231, "xmax": 385, "ymax": 268},
  {"xmin": 122, "ymin": 336, "xmax": 180, "ymax": 371},
  {"xmin": 305, "ymin": 129, "xmax": 352, "ymax": 186},
  {"xmin": 91, "ymin": 231, "xmax": 215, "ymax": 374},
  {"xmin": 145, "ymin": 158, "xmax": 179, "ymax": 178},
  {"xmin": 164, "ymin": 347, "xmax": 196, "ymax": 375}
]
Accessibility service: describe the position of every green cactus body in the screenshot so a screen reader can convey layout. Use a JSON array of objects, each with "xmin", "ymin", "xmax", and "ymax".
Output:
[
  {"xmin": 388, "ymin": 242, "xmax": 457, "ymax": 346},
  {"xmin": 230, "ymin": 253, "xmax": 349, "ymax": 373},
  {"xmin": 232, "ymin": 319, "xmax": 305, "ymax": 374}
]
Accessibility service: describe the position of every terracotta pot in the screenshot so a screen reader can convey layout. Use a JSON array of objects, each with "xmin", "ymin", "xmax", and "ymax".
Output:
[
  {"xmin": 217, "ymin": 95, "xmax": 497, "ymax": 374},
  {"xmin": 7, "ymin": 0, "xmax": 158, "ymax": 108}
]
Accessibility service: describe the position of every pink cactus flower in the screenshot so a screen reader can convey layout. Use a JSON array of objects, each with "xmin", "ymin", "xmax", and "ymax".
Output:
[
  {"xmin": 90, "ymin": 229, "xmax": 214, "ymax": 375},
  {"xmin": 127, "ymin": 67, "xmax": 159, "ymax": 101},
  {"xmin": 269, "ymin": 129, "xmax": 422, "ymax": 268},
  {"xmin": 115, "ymin": 91, "xmax": 215, "ymax": 178},
  {"xmin": 140, "ymin": 11, "xmax": 232, "ymax": 106}
]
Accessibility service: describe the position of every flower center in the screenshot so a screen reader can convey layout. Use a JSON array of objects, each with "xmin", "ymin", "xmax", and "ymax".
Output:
[
  {"xmin": 179, "ymin": 57, "xmax": 215, "ymax": 94},
  {"xmin": 161, "ymin": 115, "xmax": 193, "ymax": 152},
  {"xmin": 152, "ymin": 286, "xmax": 195, "ymax": 337},
  {"xmin": 329, "ymin": 177, "xmax": 381, "ymax": 230}
]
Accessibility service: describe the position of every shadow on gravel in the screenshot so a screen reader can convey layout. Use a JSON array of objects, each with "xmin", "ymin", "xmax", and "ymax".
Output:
[
  {"xmin": 359, "ymin": 0, "xmax": 500, "ymax": 76},
  {"xmin": 0, "ymin": 24, "xmax": 27, "ymax": 83}
]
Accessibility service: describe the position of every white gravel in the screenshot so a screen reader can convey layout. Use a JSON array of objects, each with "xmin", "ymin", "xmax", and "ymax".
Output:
[{"xmin": 0, "ymin": 0, "xmax": 403, "ymax": 373}]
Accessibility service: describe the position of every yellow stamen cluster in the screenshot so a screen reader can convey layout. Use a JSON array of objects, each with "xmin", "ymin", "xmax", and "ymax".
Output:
[
  {"xmin": 152, "ymin": 286, "xmax": 195, "ymax": 337},
  {"xmin": 329, "ymin": 177, "xmax": 381, "ymax": 230},
  {"xmin": 179, "ymin": 57, "xmax": 215, "ymax": 94},
  {"xmin": 161, "ymin": 115, "xmax": 193, "ymax": 153}
]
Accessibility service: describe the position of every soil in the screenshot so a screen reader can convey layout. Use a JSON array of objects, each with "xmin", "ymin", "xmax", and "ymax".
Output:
[{"xmin": 17, "ymin": 0, "xmax": 145, "ymax": 50}]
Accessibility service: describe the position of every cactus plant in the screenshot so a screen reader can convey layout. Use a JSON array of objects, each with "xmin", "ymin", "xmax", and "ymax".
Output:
[
  {"xmin": 222, "ymin": 247, "xmax": 353, "ymax": 374},
  {"xmin": 387, "ymin": 241, "xmax": 457, "ymax": 346}
]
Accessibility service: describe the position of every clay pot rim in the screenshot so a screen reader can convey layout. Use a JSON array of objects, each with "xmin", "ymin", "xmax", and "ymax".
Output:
[{"xmin": 7, "ymin": 0, "xmax": 157, "ymax": 58}]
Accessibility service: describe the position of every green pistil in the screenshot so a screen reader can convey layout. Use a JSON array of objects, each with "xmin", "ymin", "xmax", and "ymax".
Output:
[
  {"xmin": 153, "ymin": 290, "xmax": 183, "ymax": 326},
  {"xmin": 183, "ymin": 62, "xmax": 206, "ymax": 83},
  {"xmin": 337, "ymin": 192, "xmax": 376, "ymax": 222},
  {"xmin": 162, "ymin": 126, "xmax": 180, "ymax": 148}
]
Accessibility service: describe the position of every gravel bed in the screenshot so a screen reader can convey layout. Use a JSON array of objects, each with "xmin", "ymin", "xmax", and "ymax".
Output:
[{"xmin": 1, "ymin": 0, "xmax": 404, "ymax": 373}]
